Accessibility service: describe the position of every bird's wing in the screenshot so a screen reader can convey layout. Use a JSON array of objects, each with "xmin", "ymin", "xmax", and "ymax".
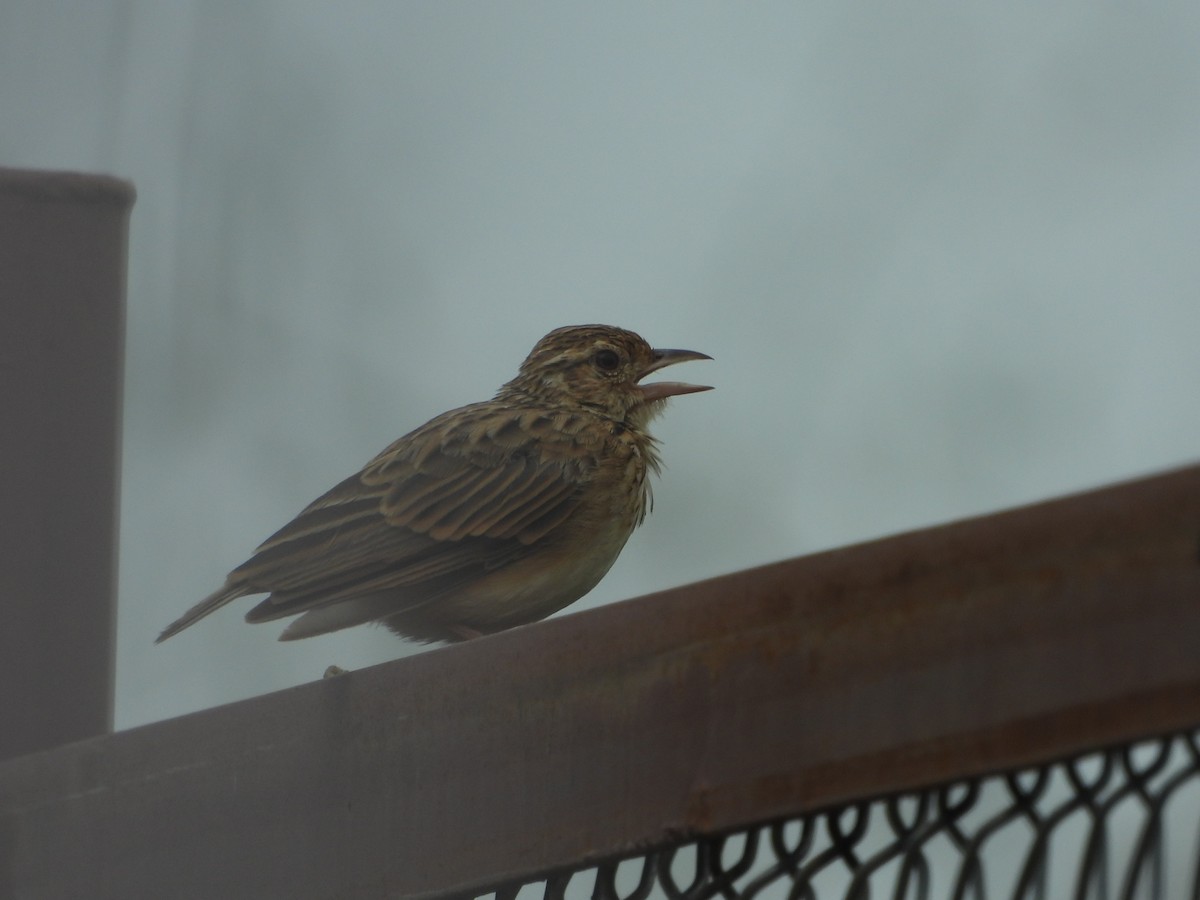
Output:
[{"xmin": 230, "ymin": 405, "xmax": 598, "ymax": 620}]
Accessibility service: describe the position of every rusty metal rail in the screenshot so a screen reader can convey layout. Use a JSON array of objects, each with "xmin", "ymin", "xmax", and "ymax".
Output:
[{"xmin": 2, "ymin": 464, "xmax": 1199, "ymax": 899}]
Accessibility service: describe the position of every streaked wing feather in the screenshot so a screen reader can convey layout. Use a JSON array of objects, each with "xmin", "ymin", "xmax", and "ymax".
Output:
[
  {"xmin": 396, "ymin": 463, "xmax": 532, "ymax": 534},
  {"xmin": 419, "ymin": 463, "xmax": 533, "ymax": 538},
  {"xmin": 466, "ymin": 475, "xmax": 578, "ymax": 540},
  {"xmin": 229, "ymin": 404, "xmax": 594, "ymax": 623},
  {"xmin": 372, "ymin": 463, "xmax": 493, "ymax": 522},
  {"xmin": 372, "ymin": 413, "xmax": 592, "ymax": 544},
  {"xmin": 245, "ymin": 537, "xmax": 525, "ymax": 623},
  {"xmin": 251, "ymin": 473, "xmax": 381, "ymax": 555}
]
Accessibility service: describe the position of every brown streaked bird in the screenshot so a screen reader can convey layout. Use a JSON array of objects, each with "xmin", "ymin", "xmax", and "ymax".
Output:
[{"xmin": 157, "ymin": 324, "xmax": 711, "ymax": 645}]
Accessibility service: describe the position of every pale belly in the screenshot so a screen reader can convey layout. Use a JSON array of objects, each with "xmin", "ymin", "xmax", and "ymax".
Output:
[{"xmin": 437, "ymin": 517, "xmax": 635, "ymax": 633}]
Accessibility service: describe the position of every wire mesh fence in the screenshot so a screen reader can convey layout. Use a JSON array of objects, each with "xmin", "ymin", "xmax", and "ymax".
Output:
[{"xmin": 482, "ymin": 728, "xmax": 1200, "ymax": 900}]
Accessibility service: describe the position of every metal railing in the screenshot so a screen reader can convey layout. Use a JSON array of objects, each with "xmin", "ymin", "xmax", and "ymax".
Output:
[{"xmin": 3, "ymin": 463, "xmax": 1199, "ymax": 899}]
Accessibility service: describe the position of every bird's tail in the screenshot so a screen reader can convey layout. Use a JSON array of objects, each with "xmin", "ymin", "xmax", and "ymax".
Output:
[{"xmin": 156, "ymin": 582, "xmax": 246, "ymax": 643}]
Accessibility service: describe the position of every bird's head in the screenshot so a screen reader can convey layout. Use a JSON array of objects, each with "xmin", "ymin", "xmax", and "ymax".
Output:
[{"xmin": 502, "ymin": 325, "xmax": 712, "ymax": 426}]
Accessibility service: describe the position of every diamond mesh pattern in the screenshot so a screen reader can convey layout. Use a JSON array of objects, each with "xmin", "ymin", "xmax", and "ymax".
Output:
[{"xmin": 479, "ymin": 729, "xmax": 1200, "ymax": 900}]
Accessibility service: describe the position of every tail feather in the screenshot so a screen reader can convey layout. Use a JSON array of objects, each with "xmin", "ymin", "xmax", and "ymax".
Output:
[
  {"xmin": 276, "ymin": 594, "xmax": 401, "ymax": 641},
  {"xmin": 156, "ymin": 582, "xmax": 247, "ymax": 643}
]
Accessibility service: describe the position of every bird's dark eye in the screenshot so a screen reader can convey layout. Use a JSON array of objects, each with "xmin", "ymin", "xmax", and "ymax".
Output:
[{"xmin": 593, "ymin": 349, "xmax": 621, "ymax": 372}]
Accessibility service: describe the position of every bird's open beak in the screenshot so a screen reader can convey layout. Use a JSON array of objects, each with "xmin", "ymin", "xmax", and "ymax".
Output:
[{"xmin": 637, "ymin": 348, "xmax": 713, "ymax": 402}]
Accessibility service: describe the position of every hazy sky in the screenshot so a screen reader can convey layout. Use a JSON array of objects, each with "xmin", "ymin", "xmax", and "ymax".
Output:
[{"xmin": 3, "ymin": 3, "xmax": 1198, "ymax": 728}]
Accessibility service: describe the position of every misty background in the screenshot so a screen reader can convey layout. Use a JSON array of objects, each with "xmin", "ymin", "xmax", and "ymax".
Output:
[{"xmin": 2, "ymin": 4, "xmax": 1198, "ymax": 730}]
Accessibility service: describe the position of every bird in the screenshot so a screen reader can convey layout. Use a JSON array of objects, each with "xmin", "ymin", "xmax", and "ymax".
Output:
[{"xmin": 157, "ymin": 324, "xmax": 711, "ymax": 645}]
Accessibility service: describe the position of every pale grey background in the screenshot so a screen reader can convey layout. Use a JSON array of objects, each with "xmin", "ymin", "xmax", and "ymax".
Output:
[{"xmin": 2, "ymin": 3, "xmax": 1197, "ymax": 730}]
